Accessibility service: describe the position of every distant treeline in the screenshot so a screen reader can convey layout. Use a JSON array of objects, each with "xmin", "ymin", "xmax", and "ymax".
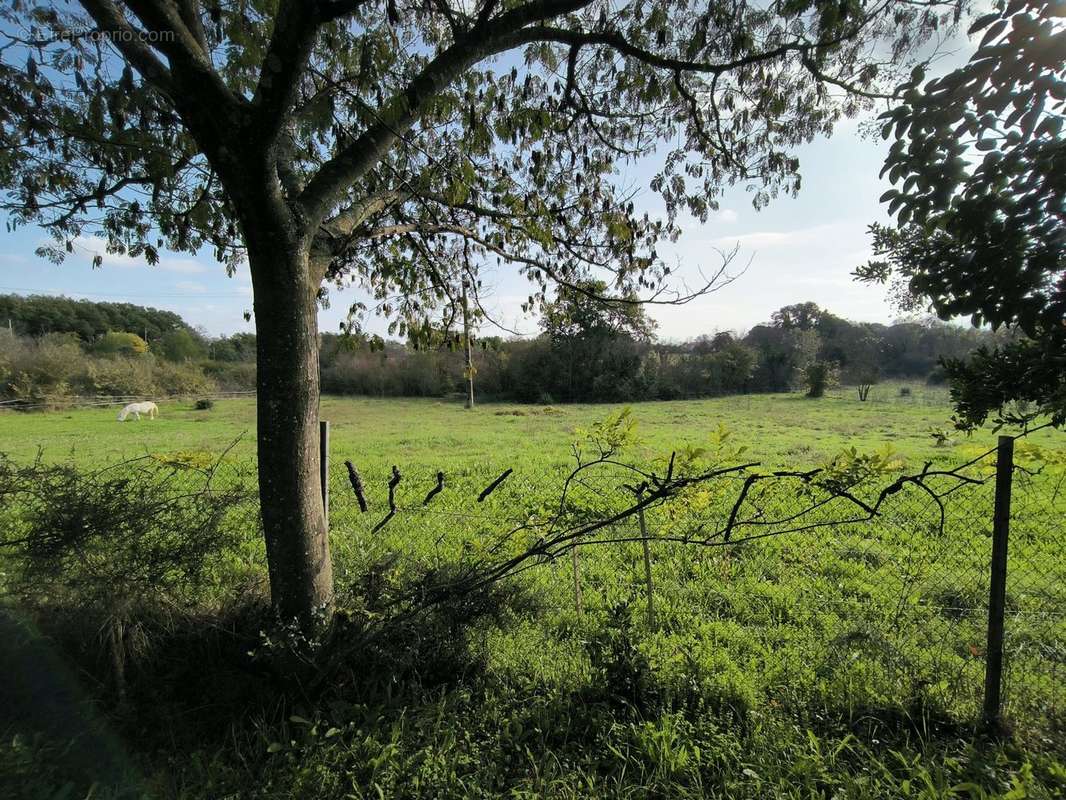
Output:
[
  {"xmin": 0, "ymin": 293, "xmax": 1011, "ymax": 406},
  {"xmin": 0, "ymin": 294, "xmax": 192, "ymax": 343},
  {"xmin": 0, "ymin": 295, "xmax": 254, "ymax": 404},
  {"xmin": 319, "ymin": 298, "xmax": 1010, "ymax": 403}
]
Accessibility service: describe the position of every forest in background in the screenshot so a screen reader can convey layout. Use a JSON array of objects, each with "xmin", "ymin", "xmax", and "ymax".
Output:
[{"xmin": 0, "ymin": 292, "xmax": 1011, "ymax": 405}]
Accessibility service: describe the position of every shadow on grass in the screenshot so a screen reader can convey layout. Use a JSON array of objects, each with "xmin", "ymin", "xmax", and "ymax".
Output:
[
  {"xmin": 0, "ymin": 608, "xmax": 141, "ymax": 797},
  {"xmin": 3, "ymin": 563, "xmax": 1060, "ymax": 799}
]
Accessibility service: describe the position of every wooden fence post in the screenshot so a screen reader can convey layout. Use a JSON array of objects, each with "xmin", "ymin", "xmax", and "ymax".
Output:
[
  {"xmin": 571, "ymin": 545, "xmax": 583, "ymax": 619},
  {"xmin": 320, "ymin": 420, "xmax": 330, "ymax": 527},
  {"xmin": 983, "ymin": 434, "xmax": 1014, "ymax": 729},
  {"xmin": 637, "ymin": 489, "xmax": 655, "ymax": 630},
  {"xmin": 461, "ymin": 278, "xmax": 474, "ymax": 410}
]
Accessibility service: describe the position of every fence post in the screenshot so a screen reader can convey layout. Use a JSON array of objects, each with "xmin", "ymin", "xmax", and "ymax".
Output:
[
  {"xmin": 320, "ymin": 420, "xmax": 330, "ymax": 527},
  {"xmin": 983, "ymin": 434, "xmax": 1014, "ymax": 729},
  {"xmin": 636, "ymin": 490, "xmax": 655, "ymax": 630},
  {"xmin": 571, "ymin": 545, "xmax": 583, "ymax": 619},
  {"xmin": 461, "ymin": 278, "xmax": 474, "ymax": 410}
]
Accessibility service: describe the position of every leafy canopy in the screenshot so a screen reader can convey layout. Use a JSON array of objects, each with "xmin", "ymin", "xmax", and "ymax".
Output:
[
  {"xmin": 1, "ymin": 0, "xmax": 959, "ymax": 336},
  {"xmin": 541, "ymin": 279, "xmax": 656, "ymax": 342},
  {"xmin": 95, "ymin": 330, "xmax": 149, "ymax": 355},
  {"xmin": 856, "ymin": 0, "xmax": 1065, "ymax": 428}
]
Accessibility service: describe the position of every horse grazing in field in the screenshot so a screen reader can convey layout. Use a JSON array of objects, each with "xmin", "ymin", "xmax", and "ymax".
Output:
[{"xmin": 117, "ymin": 401, "xmax": 158, "ymax": 421}]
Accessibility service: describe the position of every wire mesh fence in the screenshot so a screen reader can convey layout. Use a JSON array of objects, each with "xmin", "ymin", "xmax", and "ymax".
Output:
[
  {"xmin": 305, "ymin": 435, "xmax": 1063, "ymax": 731},
  {"xmin": 1002, "ymin": 463, "xmax": 1066, "ymax": 724},
  {"xmin": 34, "ymin": 431, "xmax": 1058, "ymax": 732}
]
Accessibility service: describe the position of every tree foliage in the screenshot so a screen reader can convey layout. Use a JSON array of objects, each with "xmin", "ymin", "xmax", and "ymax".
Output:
[
  {"xmin": 159, "ymin": 326, "xmax": 206, "ymax": 362},
  {"xmin": 0, "ymin": 0, "xmax": 964, "ymax": 620},
  {"xmin": 317, "ymin": 302, "xmax": 1005, "ymax": 401},
  {"xmin": 856, "ymin": 0, "xmax": 1065, "ymax": 428},
  {"xmin": 0, "ymin": 0, "xmax": 960, "ymax": 329},
  {"xmin": 803, "ymin": 359, "xmax": 838, "ymax": 397},
  {"xmin": 541, "ymin": 280, "xmax": 656, "ymax": 342},
  {"xmin": 0, "ymin": 293, "xmax": 191, "ymax": 343},
  {"xmin": 94, "ymin": 330, "xmax": 149, "ymax": 356}
]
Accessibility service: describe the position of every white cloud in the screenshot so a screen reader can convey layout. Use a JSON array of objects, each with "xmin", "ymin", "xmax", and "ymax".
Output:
[
  {"xmin": 160, "ymin": 258, "xmax": 208, "ymax": 274},
  {"xmin": 174, "ymin": 281, "xmax": 207, "ymax": 293},
  {"xmin": 709, "ymin": 223, "xmax": 843, "ymax": 251}
]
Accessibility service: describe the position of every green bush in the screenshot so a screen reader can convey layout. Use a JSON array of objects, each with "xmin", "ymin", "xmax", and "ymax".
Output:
[
  {"xmin": 195, "ymin": 398, "xmax": 214, "ymax": 410},
  {"xmin": 0, "ymin": 453, "xmax": 250, "ymax": 610},
  {"xmin": 203, "ymin": 360, "xmax": 256, "ymax": 391},
  {"xmin": 803, "ymin": 361, "xmax": 839, "ymax": 398},
  {"xmin": 2, "ymin": 333, "xmax": 85, "ymax": 405},
  {"xmin": 84, "ymin": 356, "xmax": 157, "ymax": 396},
  {"xmin": 153, "ymin": 360, "xmax": 217, "ymax": 396},
  {"xmin": 159, "ymin": 327, "xmax": 207, "ymax": 362},
  {"xmin": 94, "ymin": 330, "xmax": 149, "ymax": 356}
]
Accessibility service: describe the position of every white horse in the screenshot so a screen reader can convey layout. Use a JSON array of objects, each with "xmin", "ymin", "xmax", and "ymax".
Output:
[{"xmin": 117, "ymin": 401, "xmax": 158, "ymax": 421}]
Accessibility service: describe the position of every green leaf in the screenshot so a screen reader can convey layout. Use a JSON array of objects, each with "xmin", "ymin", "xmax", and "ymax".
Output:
[
  {"xmin": 968, "ymin": 12, "xmax": 1001, "ymax": 35},
  {"xmin": 979, "ymin": 19, "xmax": 1009, "ymax": 47}
]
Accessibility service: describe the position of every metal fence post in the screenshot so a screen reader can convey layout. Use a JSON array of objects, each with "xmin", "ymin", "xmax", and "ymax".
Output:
[
  {"xmin": 320, "ymin": 419, "xmax": 330, "ymax": 527},
  {"xmin": 983, "ymin": 434, "xmax": 1014, "ymax": 729}
]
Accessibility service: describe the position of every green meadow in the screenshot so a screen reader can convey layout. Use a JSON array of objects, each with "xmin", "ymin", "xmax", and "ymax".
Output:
[
  {"xmin": 4, "ymin": 382, "xmax": 1051, "ymax": 467},
  {"xmin": 2, "ymin": 387, "xmax": 1065, "ymax": 798}
]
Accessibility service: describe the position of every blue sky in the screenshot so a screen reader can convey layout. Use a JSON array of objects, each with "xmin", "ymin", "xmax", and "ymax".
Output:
[
  {"xmin": 0, "ymin": 32, "xmax": 975, "ymax": 342},
  {"xmin": 0, "ymin": 119, "xmax": 903, "ymax": 340}
]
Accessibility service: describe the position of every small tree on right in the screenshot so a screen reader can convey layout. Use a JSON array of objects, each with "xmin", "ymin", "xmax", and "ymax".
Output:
[{"xmin": 856, "ymin": 0, "xmax": 1064, "ymax": 429}]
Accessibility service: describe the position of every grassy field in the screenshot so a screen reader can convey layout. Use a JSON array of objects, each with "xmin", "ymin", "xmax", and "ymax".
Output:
[
  {"xmin": 2, "ymin": 386, "xmax": 1065, "ymax": 799},
  {"xmin": 5, "ymin": 382, "xmax": 1057, "ymax": 467}
]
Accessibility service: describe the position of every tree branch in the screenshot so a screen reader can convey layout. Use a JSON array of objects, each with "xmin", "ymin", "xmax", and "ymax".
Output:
[
  {"xmin": 358, "ymin": 220, "xmax": 742, "ymax": 305},
  {"xmin": 175, "ymin": 0, "xmax": 208, "ymax": 53},
  {"xmin": 77, "ymin": 0, "xmax": 176, "ymax": 96},
  {"xmin": 297, "ymin": 0, "xmax": 596, "ymax": 227},
  {"xmin": 250, "ymin": 0, "xmax": 322, "ymax": 148},
  {"xmin": 117, "ymin": 0, "xmax": 245, "ymax": 128}
]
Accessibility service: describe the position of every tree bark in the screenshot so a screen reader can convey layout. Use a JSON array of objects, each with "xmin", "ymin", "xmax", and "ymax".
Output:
[{"xmin": 247, "ymin": 237, "xmax": 333, "ymax": 623}]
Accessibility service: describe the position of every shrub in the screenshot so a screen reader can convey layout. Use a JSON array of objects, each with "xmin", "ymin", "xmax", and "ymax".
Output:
[
  {"xmin": 0, "ymin": 453, "xmax": 250, "ymax": 610},
  {"xmin": 899, "ymin": 386, "xmax": 913, "ymax": 397},
  {"xmin": 94, "ymin": 331, "xmax": 149, "ymax": 356},
  {"xmin": 2, "ymin": 333, "xmax": 85, "ymax": 402},
  {"xmin": 159, "ymin": 327, "xmax": 206, "ymax": 362},
  {"xmin": 195, "ymin": 398, "xmax": 214, "ymax": 410},
  {"xmin": 803, "ymin": 361, "xmax": 839, "ymax": 398},
  {"xmin": 84, "ymin": 356, "xmax": 158, "ymax": 396},
  {"xmin": 203, "ymin": 361, "xmax": 256, "ymax": 391},
  {"xmin": 925, "ymin": 367, "xmax": 949, "ymax": 386},
  {"xmin": 153, "ymin": 360, "xmax": 217, "ymax": 396},
  {"xmin": 928, "ymin": 426, "xmax": 952, "ymax": 447},
  {"xmin": 0, "ymin": 452, "xmax": 253, "ymax": 703}
]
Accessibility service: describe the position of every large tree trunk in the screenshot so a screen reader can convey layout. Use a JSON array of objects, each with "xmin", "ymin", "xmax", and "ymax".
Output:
[{"xmin": 247, "ymin": 239, "xmax": 333, "ymax": 623}]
